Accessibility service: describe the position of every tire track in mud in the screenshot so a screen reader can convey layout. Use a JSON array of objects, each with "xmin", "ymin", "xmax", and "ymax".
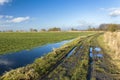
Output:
[
  {"xmin": 40, "ymin": 33, "xmax": 100, "ymax": 80},
  {"xmin": 40, "ymin": 34, "xmax": 95, "ymax": 80},
  {"xmin": 40, "ymin": 34, "xmax": 105, "ymax": 80},
  {"xmin": 87, "ymin": 33, "xmax": 113, "ymax": 80}
]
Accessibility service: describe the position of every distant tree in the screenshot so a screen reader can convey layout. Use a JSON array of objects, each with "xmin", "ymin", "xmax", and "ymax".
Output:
[
  {"xmin": 33, "ymin": 29, "xmax": 38, "ymax": 32},
  {"xmin": 30, "ymin": 28, "xmax": 38, "ymax": 32},
  {"xmin": 16, "ymin": 30, "xmax": 19, "ymax": 32},
  {"xmin": 71, "ymin": 28, "xmax": 78, "ymax": 31},
  {"xmin": 107, "ymin": 24, "xmax": 118, "ymax": 32},
  {"xmin": 20, "ymin": 30, "xmax": 25, "ymax": 32},
  {"xmin": 30, "ymin": 28, "xmax": 33, "ymax": 32},
  {"xmin": 40, "ymin": 29, "xmax": 46, "ymax": 32},
  {"xmin": 98, "ymin": 24, "xmax": 120, "ymax": 31},
  {"xmin": 88, "ymin": 26, "xmax": 91, "ymax": 29},
  {"xmin": 48, "ymin": 27, "xmax": 61, "ymax": 31},
  {"xmin": 98, "ymin": 24, "xmax": 108, "ymax": 31},
  {"xmin": 88, "ymin": 26, "xmax": 92, "ymax": 31},
  {"xmin": 7, "ymin": 30, "xmax": 13, "ymax": 32},
  {"xmin": 87, "ymin": 26, "xmax": 96, "ymax": 31}
]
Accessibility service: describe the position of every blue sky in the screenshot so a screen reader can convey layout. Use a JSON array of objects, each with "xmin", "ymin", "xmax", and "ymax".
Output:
[{"xmin": 0, "ymin": 0, "xmax": 120, "ymax": 31}]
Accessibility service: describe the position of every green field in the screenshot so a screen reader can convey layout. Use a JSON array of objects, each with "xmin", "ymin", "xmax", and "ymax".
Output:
[{"xmin": 0, "ymin": 32, "xmax": 95, "ymax": 55}]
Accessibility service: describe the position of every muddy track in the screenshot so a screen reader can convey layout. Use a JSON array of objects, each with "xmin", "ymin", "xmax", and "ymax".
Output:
[
  {"xmin": 40, "ymin": 36, "xmax": 90, "ymax": 80},
  {"xmin": 39, "ymin": 46, "xmax": 77, "ymax": 80},
  {"xmin": 38, "ymin": 33, "xmax": 105, "ymax": 80},
  {"xmin": 39, "ymin": 32, "xmax": 119, "ymax": 80},
  {"xmin": 39, "ymin": 33, "xmax": 101, "ymax": 80},
  {"xmin": 87, "ymin": 33, "xmax": 114, "ymax": 80},
  {"xmin": 87, "ymin": 33, "xmax": 102, "ymax": 80},
  {"xmin": 87, "ymin": 33, "xmax": 103, "ymax": 80}
]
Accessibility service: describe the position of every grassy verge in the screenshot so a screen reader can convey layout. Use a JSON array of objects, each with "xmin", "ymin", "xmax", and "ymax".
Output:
[
  {"xmin": 97, "ymin": 34, "xmax": 120, "ymax": 79},
  {"xmin": 0, "ymin": 32, "xmax": 95, "ymax": 55}
]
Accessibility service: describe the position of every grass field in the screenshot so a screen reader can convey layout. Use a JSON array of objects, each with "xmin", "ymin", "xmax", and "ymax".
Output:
[{"xmin": 0, "ymin": 32, "xmax": 95, "ymax": 55}]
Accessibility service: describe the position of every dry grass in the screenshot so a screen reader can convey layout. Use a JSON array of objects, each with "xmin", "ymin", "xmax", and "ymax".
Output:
[{"xmin": 104, "ymin": 32, "xmax": 120, "ymax": 69}]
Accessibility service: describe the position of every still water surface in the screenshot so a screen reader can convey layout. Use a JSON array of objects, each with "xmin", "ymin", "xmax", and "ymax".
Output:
[{"xmin": 0, "ymin": 40, "xmax": 70, "ymax": 75}]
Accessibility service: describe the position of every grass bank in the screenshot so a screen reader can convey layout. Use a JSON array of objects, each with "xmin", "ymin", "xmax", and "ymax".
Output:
[{"xmin": 97, "ymin": 33, "xmax": 120, "ymax": 79}]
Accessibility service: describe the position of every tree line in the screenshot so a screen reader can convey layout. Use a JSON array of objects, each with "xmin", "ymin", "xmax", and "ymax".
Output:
[
  {"xmin": 1, "ymin": 24, "xmax": 120, "ymax": 32},
  {"xmin": 0, "ymin": 27, "xmax": 61, "ymax": 32},
  {"xmin": 88, "ymin": 24, "xmax": 120, "ymax": 32},
  {"xmin": 0, "ymin": 27, "xmax": 79, "ymax": 32}
]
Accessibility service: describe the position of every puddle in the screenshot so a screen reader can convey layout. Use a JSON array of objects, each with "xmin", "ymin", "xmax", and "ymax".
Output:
[
  {"xmin": 88, "ymin": 46, "xmax": 103, "ymax": 80},
  {"xmin": 90, "ymin": 53, "xmax": 93, "ymax": 57},
  {"xmin": 80, "ymin": 46, "xmax": 83, "ymax": 49},
  {"xmin": 89, "ymin": 47, "xmax": 103, "ymax": 58},
  {"xmin": 90, "ymin": 47, "xmax": 93, "ymax": 53},
  {"xmin": 67, "ymin": 47, "xmax": 77, "ymax": 58},
  {"xmin": 94, "ymin": 47, "xmax": 101, "ymax": 52},
  {"xmin": 95, "ymin": 54, "xmax": 103, "ymax": 58}
]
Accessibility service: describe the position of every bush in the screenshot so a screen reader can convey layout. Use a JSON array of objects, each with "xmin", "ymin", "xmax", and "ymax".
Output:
[{"xmin": 107, "ymin": 24, "xmax": 118, "ymax": 32}]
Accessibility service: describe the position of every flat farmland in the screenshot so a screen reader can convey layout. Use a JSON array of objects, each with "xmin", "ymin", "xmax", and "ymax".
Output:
[{"xmin": 0, "ymin": 32, "xmax": 95, "ymax": 55}]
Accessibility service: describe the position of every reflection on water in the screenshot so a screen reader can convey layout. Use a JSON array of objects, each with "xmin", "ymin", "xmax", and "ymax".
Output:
[
  {"xmin": 90, "ymin": 53, "xmax": 93, "ymax": 57},
  {"xmin": 96, "ymin": 54, "xmax": 103, "ymax": 58},
  {"xmin": 0, "ymin": 58, "xmax": 13, "ymax": 66},
  {"xmin": 89, "ymin": 47, "xmax": 103, "ymax": 58},
  {"xmin": 90, "ymin": 47, "xmax": 93, "ymax": 53},
  {"xmin": 67, "ymin": 47, "xmax": 77, "ymax": 58},
  {"xmin": 0, "ymin": 40, "xmax": 70, "ymax": 75},
  {"xmin": 80, "ymin": 46, "xmax": 83, "ymax": 49},
  {"xmin": 94, "ymin": 47, "xmax": 101, "ymax": 52}
]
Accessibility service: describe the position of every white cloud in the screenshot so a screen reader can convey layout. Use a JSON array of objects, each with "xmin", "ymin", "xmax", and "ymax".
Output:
[
  {"xmin": 0, "ymin": 58, "xmax": 13, "ymax": 65},
  {"xmin": 8, "ymin": 16, "xmax": 30, "ymax": 23},
  {"xmin": 0, "ymin": 15, "xmax": 30, "ymax": 23},
  {"xmin": 109, "ymin": 8, "xmax": 120, "ymax": 17},
  {"xmin": 100, "ymin": 8, "xmax": 120, "ymax": 17},
  {"xmin": 0, "ymin": 0, "xmax": 10, "ymax": 5}
]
